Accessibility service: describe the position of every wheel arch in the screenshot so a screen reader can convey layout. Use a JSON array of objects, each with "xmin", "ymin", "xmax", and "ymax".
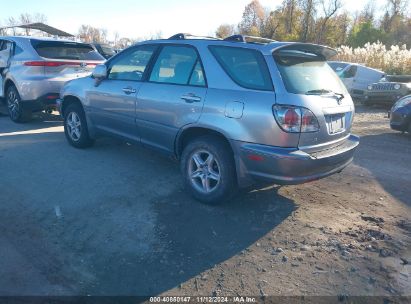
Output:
[
  {"xmin": 61, "ymin": 95, "xmax": 84, "ymax": 118},
  {"xmin": 175, "ymin": 126, "xmax": 234, "ymax": 159},
  {"xmin": 4, "ymin": 78, "xmax": 17, "ymax": 97}
]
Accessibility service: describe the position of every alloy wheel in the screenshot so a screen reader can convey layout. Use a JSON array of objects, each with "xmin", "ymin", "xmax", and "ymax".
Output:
[
  {"xmin": 7, "ymin": 90, "xmax": 20, "ymax": 120},
  {"xmin": 188, "ymin": 150, "xmax": 221, "ymax": 193},
  {"xmin": 66, "ymin": 112, "xmax": 82, "ymax": 142}
]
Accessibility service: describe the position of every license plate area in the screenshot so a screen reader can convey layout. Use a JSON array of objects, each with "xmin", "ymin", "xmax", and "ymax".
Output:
[{"xmin": 326, "ymin": 113, "xmax": 345, "ymax": 134}]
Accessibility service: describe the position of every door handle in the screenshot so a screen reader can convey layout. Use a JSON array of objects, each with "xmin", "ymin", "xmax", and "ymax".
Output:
[
  {"xmin": 122, "ymin": 87, "xmax": 136, "ymax": 95},
  {"xmin": 181, "ymin": 93, "xmax": 201, "ymax": 103}
]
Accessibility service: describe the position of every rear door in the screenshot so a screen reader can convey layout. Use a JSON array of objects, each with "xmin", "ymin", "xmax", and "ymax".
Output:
[
  {"xmin": 136, "ymin": 44, "xmax": 207, "ymax": 153},
  {"xmin": 87, "ymin": 44, "xmax": 158, "ymax": 141}
]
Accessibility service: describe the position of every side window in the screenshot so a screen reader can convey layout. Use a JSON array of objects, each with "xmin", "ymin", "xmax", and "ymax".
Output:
[
  {"xmin": 209, "ymin": 46, "xmax": 273, "ymax": 91},
  {"xmin": 149, "ymin": 45, "xmax": 205, "ymax": 86},
  {"xmin": 108, "ymin": 45, "xmax": 157, "ymax": 81},
  {"xmin": 189, "ymin": 61, "xmax": 205, "ymax": 86},
  {"xmin": 14, "ymin": 44, "xmax": 24, "ymax": 56},
  {"xmin": 343, "ymin": 66, "xmax": 357, "ymax": 78},
  {"xmin": 0, "ymin": 40, "xmax": 11, "ymax": 51}
]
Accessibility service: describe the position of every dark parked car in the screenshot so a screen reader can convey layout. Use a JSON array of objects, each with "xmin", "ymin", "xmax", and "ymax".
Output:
[
  {"xmin": 389, "ymin": 95, "xmax": 411, "ymax": 134},
  {"xmin": 91, "ymin": 43, "xmax": 116, "ymax": 59},
  {"xmin": 365, "ymin": 75, "xmax": 411, "ymax": 105}
]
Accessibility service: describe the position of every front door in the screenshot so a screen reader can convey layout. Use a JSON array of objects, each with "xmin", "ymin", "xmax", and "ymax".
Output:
[
  {"xmin": 87, "ymin": 44, "xmax": 158, "ymax": 141},
  {"xmin": 136, "ymin": 45, "xmax": 207, "ymax": 153}
]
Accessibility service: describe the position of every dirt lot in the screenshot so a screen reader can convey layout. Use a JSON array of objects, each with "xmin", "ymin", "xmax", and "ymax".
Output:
[{"xmin": 0, "ymin": 105, "xmax": 410, "ymax": 299}]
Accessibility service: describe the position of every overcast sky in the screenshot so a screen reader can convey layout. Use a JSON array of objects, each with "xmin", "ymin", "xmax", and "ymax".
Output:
[{"xmin": 2, "ymin": 0, "xmax": 390, "ymax": 40}]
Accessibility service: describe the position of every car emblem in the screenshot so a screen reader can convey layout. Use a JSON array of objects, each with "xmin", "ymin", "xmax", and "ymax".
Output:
[{"xmin": 80, "ymin": 62, "xmax": 87, "ymax": 68}]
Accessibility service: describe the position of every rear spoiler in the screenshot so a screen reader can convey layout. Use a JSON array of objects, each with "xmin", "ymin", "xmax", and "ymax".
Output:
[{"xmin": 270, "ymin": 43, "xmax": 338, "ymax": 60}]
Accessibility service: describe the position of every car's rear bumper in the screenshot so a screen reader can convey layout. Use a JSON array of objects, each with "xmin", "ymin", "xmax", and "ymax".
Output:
[
  {"xmin": 21, "ymin": 93, "xmax": 60, "ymax": 112},
  {"xmin": 233, "ymin": 134, "xmax": 360, "ymax": 186},
  {"xmin": 364, "ymin": 94, "xmax": 403, "ymax": 104}
]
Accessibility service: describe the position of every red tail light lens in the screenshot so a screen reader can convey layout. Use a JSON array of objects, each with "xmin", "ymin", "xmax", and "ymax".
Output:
[
  {"xmin": 301, "ymin": 108, "xmax": 320, "ymax": 132},
  {"xmin": 273, "ymin": 106, "xmax": 301, "ymax": 132},
  {"xmin": 273, "ymin": 105, "xmax": 319, "ymax": 133}
]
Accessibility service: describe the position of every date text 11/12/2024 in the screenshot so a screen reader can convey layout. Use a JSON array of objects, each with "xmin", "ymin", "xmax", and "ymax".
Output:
[{"xmin": 149, "ymin": 296, "xmax": 257, "ymax": 303}]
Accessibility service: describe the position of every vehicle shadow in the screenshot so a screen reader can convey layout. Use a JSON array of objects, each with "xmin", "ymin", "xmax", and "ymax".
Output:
[
  {"xmin": 0, "ymin": 130, "xmax": 296, "ymax": 296},
  {"xmin": 86, "ymin": 186, "xmax": 296, "ymax": 295},
  {"xmin": 0, "ymin": 111, "xmax": 62, "ymax": 134},
  {"xmin": 354, "ymin": 131, "xmax": 411, "ymax": 207}
]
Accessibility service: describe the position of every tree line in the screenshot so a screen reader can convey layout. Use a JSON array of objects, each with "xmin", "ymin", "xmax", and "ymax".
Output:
[{"xmin": 215, "ymin": 0, "xmax": 411, "ymax": 48}]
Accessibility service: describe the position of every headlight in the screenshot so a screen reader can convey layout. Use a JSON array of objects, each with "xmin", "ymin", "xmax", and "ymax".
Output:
[
  {"xmin": 394, "ymin": 84, "xmax": 401, "ymax": 90},
  {"xmin": 406, "ymin": 83, "xmax": 411, "ymax": 89},
  {"xmin": 367, "ymin": 85, "xmax": 373, "ymax": 90}
]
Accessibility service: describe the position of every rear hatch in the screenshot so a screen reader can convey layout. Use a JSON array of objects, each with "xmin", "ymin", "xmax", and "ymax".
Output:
[
  {"xmin": 30, "ymin": 39, "xmax": 105, "ymax": 78},
  {"xmin": 272, "ymin": 44, "xmax": 354, "ymax": 153}
]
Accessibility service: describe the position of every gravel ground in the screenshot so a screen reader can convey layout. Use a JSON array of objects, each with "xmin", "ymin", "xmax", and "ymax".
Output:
[{"xmin": 0, "ymin": 105, "xmax": 410, "ymax": 299}]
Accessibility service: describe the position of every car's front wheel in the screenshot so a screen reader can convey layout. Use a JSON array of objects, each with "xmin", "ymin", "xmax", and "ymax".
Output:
[
  {"xmin": 64, "ymin": 103, "xmax": 94, "ymax": 148},
  {"xmin": 181, "ymin": 136, "xmax": 237, "ymax": 204},
  {"xmin": 6, "ymin": 85, "xmax": 31, "ymax": 123}
]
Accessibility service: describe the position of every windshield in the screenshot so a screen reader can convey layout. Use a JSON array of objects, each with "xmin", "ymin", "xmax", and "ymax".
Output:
[
  {"xmin": 274, "ymin": 54, "xmax": 346, "ymax": 95},
  {"xmin": 328, "ymin": 62, "xmax": 349, "ymax": 73},
  {"xmin": 31, "ymin": 40, "xmax": 104, "ymax": 61}
]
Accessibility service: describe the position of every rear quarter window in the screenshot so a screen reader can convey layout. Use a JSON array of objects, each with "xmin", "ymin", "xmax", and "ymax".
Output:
[
  {"xmin": 31, "ymin": 40, "xmax": 103, "ymax": 61},
  {"xmin": 209, "ymin": 46, "xmax": 273, "ymax": 91}
]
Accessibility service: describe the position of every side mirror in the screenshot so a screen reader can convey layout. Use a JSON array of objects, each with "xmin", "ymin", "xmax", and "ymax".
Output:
[{"xmin": 92, "ymin": 64, "xmax": 107, "ymax": 79}]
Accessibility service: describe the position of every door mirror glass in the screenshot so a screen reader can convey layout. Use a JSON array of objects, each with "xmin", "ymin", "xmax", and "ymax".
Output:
[{"xmin": 93, "ymin": 64, "xmax": 108, "ymax": 79}]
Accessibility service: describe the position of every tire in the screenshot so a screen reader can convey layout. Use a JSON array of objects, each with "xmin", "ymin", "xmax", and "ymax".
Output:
[
  {"xmin": 6, "ymin": 85, "xmax": 32, "ymax": 123},
  {"xmin": 181, "ymin": 135, "xmax": 237, "ymax": 205},
  {"xmin": 63, "ymin": 103, "xmax": 94, "ymax": 148}
]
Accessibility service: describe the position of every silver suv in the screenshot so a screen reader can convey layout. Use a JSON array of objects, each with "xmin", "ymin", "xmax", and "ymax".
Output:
[
  {"xmin": 58, "ymin": 34, "xmax": 360, "ymax": 204},
  {"xmin": 0, "ymin": 36, "xmax": 105, "ymax": 122}
]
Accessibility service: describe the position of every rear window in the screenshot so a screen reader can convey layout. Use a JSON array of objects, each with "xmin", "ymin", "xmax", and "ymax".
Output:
[
  {"xmin": 274, "ymin": 51, "xmax": 346, "ymax": 95},
  {"xmin": 31, "ymin": 40, "xmax": 103, "ymax": 61},
  {"xmin": 209, "ymin": 46, "xmax": 273, "ymax": 91}
]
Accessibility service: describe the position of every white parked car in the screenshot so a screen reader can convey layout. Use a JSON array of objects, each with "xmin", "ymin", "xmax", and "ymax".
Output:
[{"xmin": 328, "ymin": 61, "xmax": 384, "ymax": 100}]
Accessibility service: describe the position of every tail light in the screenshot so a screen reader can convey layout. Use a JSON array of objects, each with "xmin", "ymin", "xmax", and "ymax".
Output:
[
  {"xmin": 273, "ymin": 105, "xmax": 319, "ymax": 133},
  {"xmin": 24, "ymin": 61, "xmax": 98, "ymax": 67}
]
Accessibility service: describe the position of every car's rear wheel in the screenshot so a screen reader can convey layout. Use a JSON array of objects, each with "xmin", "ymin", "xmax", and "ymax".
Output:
[
  {"xmin": 181, "ymin": 135, "xmax": 236, "ymax": 204},
  {"xmin": 64, "ymin": 103, "xmax": 94, "ymax": 148},
  {"xmin": 6, "ymin": 85, "xmax": 32, "ymax": 123}
]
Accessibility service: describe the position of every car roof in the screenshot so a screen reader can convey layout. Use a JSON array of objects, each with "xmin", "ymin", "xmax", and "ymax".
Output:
[
  {"xmin": 136, "ymin": 38, "xmax": 337, "ymax": 59},
  {"xmin": 0, "ymin": 36, "xmax": 81, "ymax": 43}
]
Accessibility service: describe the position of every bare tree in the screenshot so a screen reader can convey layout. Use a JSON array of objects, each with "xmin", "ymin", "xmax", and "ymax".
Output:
[
  {"xmin": 300, "ymin": 0, "xmax": 316, "ymax": 42},
  {"xmin": 316, "ymin": 0, "xmax": 342, "ymax": 43},
  {"xmin": 387, "ymin": 0, "xmax": 409, "ymax": 16},
  {"xmin": 78, "ymin": 25, "xmax": 108, "ymax": 43}
]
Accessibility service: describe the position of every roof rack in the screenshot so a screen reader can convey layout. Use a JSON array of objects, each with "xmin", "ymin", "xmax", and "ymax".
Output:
[
  {"xmin": 223, "ymin": 35, "xmax": 276, "ymax": 44},
  {"xmin": 168, "ymin": 33, "xmax": 220, "ymax": 40}
]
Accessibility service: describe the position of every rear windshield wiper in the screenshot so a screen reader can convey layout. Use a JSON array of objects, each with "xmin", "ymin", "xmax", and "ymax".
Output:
[{"xmin": 306, "ymin": 89, "xmax": 344, "ymax": 102}]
